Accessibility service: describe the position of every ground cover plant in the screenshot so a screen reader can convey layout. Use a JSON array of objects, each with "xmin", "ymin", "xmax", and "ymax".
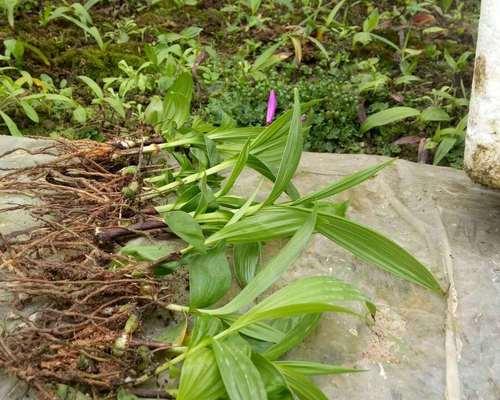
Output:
[
  {"xmin": 0, "ymin": 0, "xmax": 478, "ymax": 166},
  {"xmin": 0, "ymin": 0, "xmax": 473, "ymax": 399}
]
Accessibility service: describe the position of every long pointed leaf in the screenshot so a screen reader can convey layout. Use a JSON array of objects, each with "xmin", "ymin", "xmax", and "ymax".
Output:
[
  {"xmin": 212, "ymin": 338, "xmax": 267, "ymax": 400},
  {"xmin": 201, "ymin": 212, "xmax": 316, "ymax": 316},
  {"xmin": 78, "ymin": 75, "xmax": 103, "ymax": 98},
  {"xmin": 278, "ymin": 368, "xmax": 328, "ymax": 400},
  {"xmin": 177, "ymin": 347, "xmax": 226, "ymax": 400},
  {"xmin": 231, "ymin": 276, "xmax": 373, "ymax": 330},
  {"xmin": 292, "ymin": 159, "xmax": 394, "ymax": 205},
  {"xmin": 217, "ymin": 139, "xmax": 250, "ymax": 197},
  {"xmin": 189, "ymin": 245, "xmax": 232, "ymax": 308},
  {"xmin": 233, "ymin": 242, "xmax": 261, "ymax": 287},
  {"xmin": 0, "ymin": 110, "xmax": 22, "ymax": 136},
  {"xmin": 262, "ymin": 314, "xmax": 321, "ymax": 361},
  {"xmin": 206, "ymin": 206, "xmax": 304, "ymax": 245},
  {"xmin": 361, "ymin": 107, "xmax": 420, "ymax": 133},
  {"xmin": 247, "ymin": 154, "xmax": 300, "ymax": 200},
  {"xmin": 316, "ymin": 214, "xmax": 442, "ymax": 292},
  {"xmin": 164, "ymin": 211, "xmax": 206, "ymax": 251},
  {"xmin": 274, "ymin": 361, "xmax": 362, "ymax": 375}
]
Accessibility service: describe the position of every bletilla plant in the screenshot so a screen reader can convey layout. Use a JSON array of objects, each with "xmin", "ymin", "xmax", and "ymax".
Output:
[
  {"xmin": 118, "ymin": 84, "xmax": 441, "ymax": 399},
  {"xmin": 0, "ymin": 70, "xmax": 75, "ymax": 136}
]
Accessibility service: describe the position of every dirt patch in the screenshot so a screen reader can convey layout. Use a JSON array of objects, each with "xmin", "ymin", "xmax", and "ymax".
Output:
[{"xmin": 362, "ymin": 305, "xmax": 407, "ymax": 364}]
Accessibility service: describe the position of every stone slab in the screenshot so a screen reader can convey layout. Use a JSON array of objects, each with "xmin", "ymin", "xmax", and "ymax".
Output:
[{"xmin": 1, "ymin": 136, "xmax": 499, "ymax": 399}]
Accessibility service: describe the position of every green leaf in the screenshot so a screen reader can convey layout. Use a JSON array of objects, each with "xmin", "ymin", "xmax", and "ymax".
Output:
[
  {"xmin": 361, "ymin": 107, "xmax": 420, "ymax": 133},
  {"xmin": 456, "ymin": 114, "xmax": 468, "ymax": 131},
  {"xmin": 233, "ymin": 242, "xmax": 261, "ymax": 287},
  {"xmin": 212, "ymin": 338, "xmax": 267, "ymax": 400},
  {"xmin": 252, "ymin": 42, "xmax": 282, "ymax": 71},
  {"xmin": 252, "ymin": 353, "xmax": 292, "ymax": 400},
  {"xmin": 24, "ymin": 42, "xmax": 50, "ymax": 66},
  {"xmin": 0, "ymin": 110, "xmax": 22, "ymax": 136},
  {"xmin": 3, "ymin": 38, "xmax": 24, "ymax": 62},
  {"xmin": 325, "ymin": 0, "xmax": 347, "ymax": 26},
  {"xmin": 204, "ymin": 136, "xmax": 220, "ymax": 167},
  {"xmin": 231, "ymin": 276, "xmax": 372, "ymax": 331},
  {"xmin": 145, "ymin": 95, "xmax": 164, "ymax": 125},
  {"xmin": 35, "ymin": 94, "xmax": 75, "ymax": 104},
  {"xmin": 3, "ymin": 0, "xmax": 19, "ymax": 28},
  {"xmin": 164, "ymin": 211, "xmax": 206, "ymax": 251},
  {"xmin": 352, "ymin": 32, "xmax": 372, "ymax": 46},
  {"xmin": 363, "ymin": 9, "xmax": 380, "ymax": 32},
  {"xmin": 119, "ymin": 243, "xmax": 175, "ymax": 261},
  {"xmin": 104, "ymin": 96, "xmax": 126, "ymax": 118},
  {"xmin": 116, "ymin": 388, "xmax": 138, "ymax": 400},
  {"xmin": 308, "ymin": 36, "xmax": 329, "ymax": 60},
  {"xmin": 443, "ymin": 49, "xmax": 456, "ymax": 71},
  {"xmin": 218, "ymin": 139, "xmax": 250, "ymax": 197},
  {"xmin": 56, "ymin": 384, "xmax": 91, "ymax": 400},
  {"xmin": 19, "ymin": 100, "xmax": 39, "ymax": 123},
  {"xmin": 83, "ymin": 0, "xmax": 101, "ymax": 11},
  {"xmin": 433, "ymin": 137, "xmax": 457, "ymax": 165},
  {"xmin": 201, "ymin": 212, "xmax": 316, "ymax": 316},
  {"xmin": 274, "ymin": 361, "xmax": 362, "ymax": 375},
  {"xmin": 180, "ymin": 26, "xmax": 203, "ymax": 38},
  {"xmin": 85, "ymin": 25, "xmax": 105, "ymax": 50},
  {"xmin": 262, "ymin": 314, "xmax": 321, "ymax": 360},
  {"xmin": 189, "ymin": 245, "xmax": 232, "ymax": 308},
  {"xmin": 264, "ymin": 88, "xmax": 303, "ymax": 205},
  {"xmin": 221, "ymin": 315, "xmax": 285, "ymax": 343},
  {"xmin": 207, "ymin": 206, "xmax": 304, "ymax": 244},
  {"xmin": 317, "ymin": 201, "xmax": 349, "ymax": 218},
  {"xmin": 189, "ymin": 315, "xmax": 224, "ymax": 346},
  {"xmin": 421, "ymin": 106, "xmax": 451, "ymax": 122},
  {"xmin": 278, "ymin": 368, "xmax": 328, "ymax": 400},
  {"xmin": 72, "ymin": 106, "xmax": 87, "ymax": 124},
  {"xmin": 163, "ymin": 71, "xmax": 193, "ymax": 128},
  {"xmin": 316, "ymin": 214, "xmax": 442, "ymax": 292},
  {"xmin": 292, "ymin": 160, "xmax": 394, "ymax": 205},
  {"xmin": 248, "ymin": 0, "xmax": 263, "ymax": 14},
  {"xmin": 78, "ymin": 75, "xmax": 103, "ymax": 99},
  {"xmin": 247, "ymin": 154, "xmax": 300, "ymax": 201},
  {"xmin": 177, "ymin": 347, "xmax": 226, "ymax": 400},
  {"xmin": 194, "ymin": 174, "xmax": 216, "ymax": 216},
  {"xmin": 441, "ymin": 0, "xmax": 453, "ymax": 11},
  {"xmin": 224, "ymin": 179, "xmax": 263, "ymax": 227},
  {"xmin": 394, "ymin": 75, "xmax": 421, "ymax": 85},
  {"xmin": 250, "ymin": 100, "xmax": 319, "ymax": 155}
]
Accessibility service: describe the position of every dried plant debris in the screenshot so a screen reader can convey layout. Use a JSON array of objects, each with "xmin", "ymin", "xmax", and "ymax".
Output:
[{"xmin": 0, "ymin": 141, "xmax": 187, "ymax": 399}]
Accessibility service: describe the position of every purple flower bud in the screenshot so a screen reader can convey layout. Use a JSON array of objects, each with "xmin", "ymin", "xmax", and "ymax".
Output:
[{"xmin": 266, "ymin": 90, "xmax": 278, "ymax": 124}]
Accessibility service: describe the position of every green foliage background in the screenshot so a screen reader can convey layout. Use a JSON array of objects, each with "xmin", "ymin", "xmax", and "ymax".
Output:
[{"xmin": 0, "ymin": 0, "xmax": 479, "ymax": 167}]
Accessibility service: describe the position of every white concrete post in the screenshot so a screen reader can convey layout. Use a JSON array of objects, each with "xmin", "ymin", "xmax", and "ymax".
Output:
[{"xmin": 465, "ymin": 0, "xmax": 500, "ymax": 188}]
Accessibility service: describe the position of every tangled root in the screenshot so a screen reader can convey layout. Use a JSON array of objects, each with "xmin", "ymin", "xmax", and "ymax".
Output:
[{"xmin": 0, "ymin": 140, "xmax": 186, "ymax": 399}]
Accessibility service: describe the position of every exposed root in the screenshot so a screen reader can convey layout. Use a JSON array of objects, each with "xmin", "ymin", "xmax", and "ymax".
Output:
[{"xmin": 0, "ymin": 140, "xmax": 186, "ymax": 399}]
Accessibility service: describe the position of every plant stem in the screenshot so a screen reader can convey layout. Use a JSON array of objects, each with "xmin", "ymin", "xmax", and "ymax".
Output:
[
  {"xmin": 165, "ymin": 303, "xmax": 190, "ymax": 313},
  {"xmin": 141, "ymin": 158, "xmax": 235, "ymax": 200}
]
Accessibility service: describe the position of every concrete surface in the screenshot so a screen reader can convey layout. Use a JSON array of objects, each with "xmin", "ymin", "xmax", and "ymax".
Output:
[{"xmin": 1, "ymin": 136, "xmax": 500, "ymax": 399}]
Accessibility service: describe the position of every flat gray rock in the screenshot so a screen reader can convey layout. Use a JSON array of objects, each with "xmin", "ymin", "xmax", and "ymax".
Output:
[{"xmin": 1, "ymin": 137, "xmax": 499, "ymax": 399}]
